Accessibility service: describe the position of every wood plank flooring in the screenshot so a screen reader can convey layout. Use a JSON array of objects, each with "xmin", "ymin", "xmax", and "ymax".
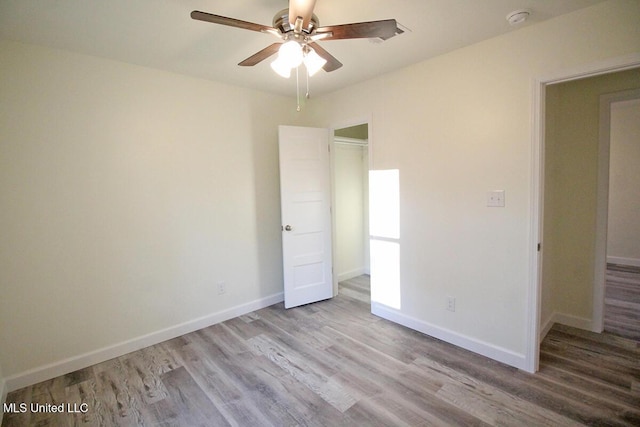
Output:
[
  {"xmin": 605, "ymin": 263, "xmax": 640, "ymax": 341},
  {"xmin": 3, "ymin": 275, "xmax": 639, "ymax": 426}
]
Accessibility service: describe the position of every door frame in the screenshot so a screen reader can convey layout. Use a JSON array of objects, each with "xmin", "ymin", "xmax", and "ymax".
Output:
[
  {"xmin": 529, "ymin": 53, "xmax": 640, "ymax": 373},
  {"xmin": 329, "ymin": 115, "xmax": 373, "ymax": 296}
]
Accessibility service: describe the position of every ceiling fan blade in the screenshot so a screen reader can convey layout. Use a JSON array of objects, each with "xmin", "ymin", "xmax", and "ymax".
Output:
[
  {"xmin": 238, "ymin": 43, "xmax": 282, "ymax": 66},
  {"xmin": 308, "ymin": 43, "xmax": 342, "ymax": 72},
  {"xmin": 191, "ymin": 11, "xmax": 276, "ymax": 33},
  {"xmin": 316, "ymin": 19, "xmax": 401, "ymax": 41},
  {"xmin": 288, "ymin": 0, "xmax": 317, "ymax": 28}
]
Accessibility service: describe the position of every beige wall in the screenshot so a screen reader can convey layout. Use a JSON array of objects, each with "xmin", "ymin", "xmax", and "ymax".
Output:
[
  {"xmin": 542, "ymin": 69, "xmax": 640, "ymax": 329},
  {"xmin": 307, "ymin": 0, "xmax": 640, "ymax": 364},
  {"xmin": 608, "ymin": 99, "xmax": 640, "ymax": 265},
  {"xmin": 334, "ymin": 144, "xmax": 369, "ymax": 280},
  {"xmin": 0, "ymin": 40, "xmax": 300, "ymax": 379}
]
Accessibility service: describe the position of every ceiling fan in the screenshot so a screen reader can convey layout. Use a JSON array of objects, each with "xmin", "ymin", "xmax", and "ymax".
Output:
[{"xmin": 190, "ymin": 0, "xmax": 404, "ymax": 78}]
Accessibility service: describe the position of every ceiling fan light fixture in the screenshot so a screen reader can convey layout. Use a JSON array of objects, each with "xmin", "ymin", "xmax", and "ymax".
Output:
[
  {"xmin": 270, "ymin": 56, "xmax": 292, "ymax": 78},
  {"xmin": 278, "ymin": 40, "xmax": 304, "ymax": 68},
  {"xmin": 303, "ymin": 47, "xmax": 327, "ymax": 76}
]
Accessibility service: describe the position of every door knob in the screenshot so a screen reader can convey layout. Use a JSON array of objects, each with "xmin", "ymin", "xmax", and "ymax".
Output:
[{"xmin": 284, "ymin": 225, "xmax": 292, "ymax": 231}]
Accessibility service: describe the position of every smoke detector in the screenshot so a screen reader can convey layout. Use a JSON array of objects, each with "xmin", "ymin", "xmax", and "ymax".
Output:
[{"xmin": 506, "ymin": 9, "xmax": 531, "ymax": 26}]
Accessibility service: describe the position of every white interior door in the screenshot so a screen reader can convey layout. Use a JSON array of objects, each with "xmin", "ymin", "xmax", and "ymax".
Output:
[{"xmin": 279, "ymin": 125, "xmax": 333, "ymax": 309}]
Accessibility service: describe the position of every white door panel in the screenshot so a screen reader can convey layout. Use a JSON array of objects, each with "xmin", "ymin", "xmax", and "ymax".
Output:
[{"xmin": 279, "ymin": 125, "xmax": 333, "ymax": 308}]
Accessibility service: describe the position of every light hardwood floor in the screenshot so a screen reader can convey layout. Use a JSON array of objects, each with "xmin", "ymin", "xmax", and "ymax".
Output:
[
  {"xmin": 605, "ymin": 264, "xmax": 640, "ymax": 341},
  {"xmin": 3, "ymin": 275, "xmax": 639, "ymax": 426}
]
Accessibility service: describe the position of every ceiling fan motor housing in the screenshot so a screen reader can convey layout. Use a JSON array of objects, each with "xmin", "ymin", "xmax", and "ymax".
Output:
[{"xmin": 273, "ymin": 9, "xmax": 319, "ymax": 35}]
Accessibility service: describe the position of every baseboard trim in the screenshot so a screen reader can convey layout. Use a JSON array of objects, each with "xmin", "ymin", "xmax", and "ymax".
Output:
[
  {"xmin": 4, "ymin": 292, "xmax": 284, "ymax": 393},
  {"xmin": 337, "ymin": 267, "xmax": 368, "ymax": 282},
  {"xmin": 371, "ymin": 303, "xmax": 527, "ymax": 370},
  {"xmin": 553, "ymin": 312, "xmax": 595, "ymax": 332},
  {"xmin": 539, "ymin": 311, "xmax": 598, "ymax": 342},
  {"xmin": 539, "ymin": 313, "xmax": 556, "ymax": 341},
  {"xmin": 607, "ymin": 256, "xmax": 640, "ymax": 268}
]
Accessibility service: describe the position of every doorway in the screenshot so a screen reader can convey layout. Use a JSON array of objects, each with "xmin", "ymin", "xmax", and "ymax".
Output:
[
  {"xmin": 539, "ymin": 69, "xmax": 640, "ymax": 342},
  {"xmin": 331, "ymin": 122, "xmax": 371, "ymax": 304},
  {"xmin": 600, "ymin": 92, "xmax": 640, "ymax": 340},
  {"xmin": 529, "ymin": 57, "xmax": 640, "ymax": 373}
]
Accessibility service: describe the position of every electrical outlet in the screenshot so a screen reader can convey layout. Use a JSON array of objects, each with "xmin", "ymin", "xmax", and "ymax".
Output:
[
  {"xmin": 447, "ymin": 296, "xmax": 456, "ymax": 312},
  {"xmin": 217, "ymin": 282, "xmax": 226, "ymax": 295},
  {"xmin": 487, "ymin": 190, "xmax": 505, "ymax": 207}
]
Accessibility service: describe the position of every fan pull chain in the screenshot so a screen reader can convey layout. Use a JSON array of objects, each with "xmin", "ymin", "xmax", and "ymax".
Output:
[
  {"xmin": 306, "ymin": 68, "xmax": 310, "ymax": 99},
  {"xmin": 296, "ymin": 67, "xmax": 301, "ymax": 112}
]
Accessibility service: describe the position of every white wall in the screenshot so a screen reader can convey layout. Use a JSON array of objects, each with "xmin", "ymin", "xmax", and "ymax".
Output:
[
  {"xmin": 306, "ymin": 0, "xmax": 640, "ymax": 368},
  {"xmin": 334, "ymin": 143, "xmax": 368, "ymax": 280},
  {"xmin": 0, "ymin": 40, "xmax": 301, "ymax": 386},
  {"xmin": 608, "ymin": 99, "xmax": 640, "ymax": 266}
]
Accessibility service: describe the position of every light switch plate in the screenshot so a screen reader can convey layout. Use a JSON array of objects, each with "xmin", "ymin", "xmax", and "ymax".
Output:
[{"xmin": 487, "ymin": 190, "xmax": 505, "ymax": 207}]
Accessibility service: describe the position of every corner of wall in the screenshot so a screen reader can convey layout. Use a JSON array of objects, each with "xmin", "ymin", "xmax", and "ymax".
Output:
[
  {"xmin": 539, "ymin": 310, "xmax": 597, "ymax": 343},
  {"xmin": 3, "ymin": 292, "xmax": 283, "ymax": 393},
  {"xmin": 554, "ymin": 312, "xmax": 595, "ymax": 333},
  {"xmin": 539, "ymin": 312, "xmax": 556, "ymax": 342}
]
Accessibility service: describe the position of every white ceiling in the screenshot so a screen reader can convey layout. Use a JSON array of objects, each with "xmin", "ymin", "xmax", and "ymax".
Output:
[{"xmin": 0, "ymin": 0, "xmax": 607, "ymax": 97}]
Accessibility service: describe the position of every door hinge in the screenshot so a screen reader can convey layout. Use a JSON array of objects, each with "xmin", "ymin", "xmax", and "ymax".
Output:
[{"xmin": 537, "ymin": 243, "xmax": 541, "ymax": 252}]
